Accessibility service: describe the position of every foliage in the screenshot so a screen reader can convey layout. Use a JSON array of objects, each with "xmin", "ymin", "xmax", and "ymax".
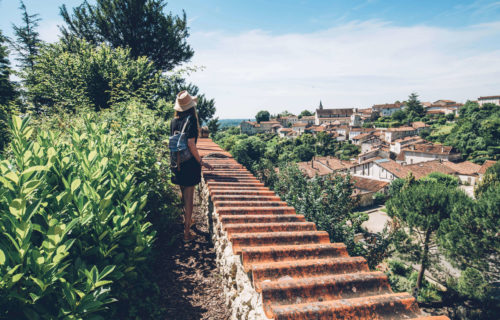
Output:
[
  {"xmin": 231, "ymin": 136, "xmax": 266, "ymax": 170},
  {"xmin": 9, "ymin": 1, "xmax": 43, "ymax": 111},
  {"xmin": 60, "ymin": 0, "xmax": 194, "ymax": 71},
  {"xmin": 406, "ymin": 92, "xmax": 425, "ymax": 120},
  {"xmin": 207, "ymin": 117, "xmax": 220, "ymax": 137},
  {"xmin": 0, "ymin": 104, "xmax": 12, "ymax": 152},
  {"xmin": 392, "ymin": 109, "xmax": 406, "ymax": 122},
  {"xmin": 457, "ymin": 268, "xmax": 488, "ymax": 301},
  {"xmin": 0, "ymin": 30, "xmax": 17, "ymax": 107},
  {"xmin": 27, "ymin": 38, "xmax": 160, "ymax": 112},
  {"xmin": 474, "ymin": 160, "xmax": 499, "ymax": 198},
  {"xmin": 0, "ymin": 102, "xmax": 180, "ymax": 319},
  {"xmin": 441, "ymin": 101, "xmax": 500, "ymax": 162},
  {"xmin": 272, "ymin": 164, "xmax": 367, "ymax": 256},
  {"xmin": 299, "ymin": 110, "xmax": 313, "ymax": 118},
  {"xmin": 422, "ymin": 172, "xmax": 459, "ymax": 188},
  {"xmin": 385, "ymin": 259, "xmax": 442, "ymax": 304},
  {"xmin": 439, "ymin": 183, "xmax": 500, "ymax": 284},
  {"xmin": 386, "ymin": 178, "xmax": 470, "ymax": 291},
  {"xmin": 10, "ymin": 0, "xmax": 41, "ymax": 71},
  {"xmin": 255, "ymin": 110, "xmax": 270, "ymax": 123},
  {"xmin": 214, "ymin": 129, "xmax": 360, "ymax": 170}
]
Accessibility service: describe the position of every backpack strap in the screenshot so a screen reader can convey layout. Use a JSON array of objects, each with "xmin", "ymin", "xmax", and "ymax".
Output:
[
  {"xmin": 181, "ymin": 115, "xmax": 191, "ymax": 134},
  {"xmin": 177, "ymin": 115, "xmax": 191, "ymax": 148}
]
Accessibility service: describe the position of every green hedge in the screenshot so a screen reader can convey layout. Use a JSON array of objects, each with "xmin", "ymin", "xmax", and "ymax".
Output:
[{"xmin": 0, "ymin": 102, "xmax": 180, "ymax": 319}]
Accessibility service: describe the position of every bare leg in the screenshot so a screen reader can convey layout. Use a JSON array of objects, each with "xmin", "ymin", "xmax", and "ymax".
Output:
[{"xmin": 182, "ymin": 186, "xmax": 195, "ymax": 239}]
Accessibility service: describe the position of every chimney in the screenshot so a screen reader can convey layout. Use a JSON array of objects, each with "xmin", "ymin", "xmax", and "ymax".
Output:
[{"xmin": 441, "ymin": 146, "xmax": 444, "ymax": 153}]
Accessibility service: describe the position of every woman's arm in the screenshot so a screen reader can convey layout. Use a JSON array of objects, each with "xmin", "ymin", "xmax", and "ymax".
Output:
[{"xmin": 188, "ymin": 138, "xmax": 213, "ymax": 170}]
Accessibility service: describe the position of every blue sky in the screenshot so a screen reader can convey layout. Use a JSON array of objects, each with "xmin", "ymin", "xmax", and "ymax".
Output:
[{"xmin": 1, "ymin": 0, "xmax": 500, "ymax": 118}]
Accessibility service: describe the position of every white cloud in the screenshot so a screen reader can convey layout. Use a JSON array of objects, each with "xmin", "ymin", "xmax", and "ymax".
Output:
[
  {"xmin": 182, "ymin": 20, "xmax": 500, "ymax": 118},
  {"xmin": 38, "ymin": 20, "xmax": 61, "ymax": 43}
]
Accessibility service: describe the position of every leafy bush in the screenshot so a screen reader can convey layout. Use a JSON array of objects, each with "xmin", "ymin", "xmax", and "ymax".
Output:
[
  {"xmin": 28, "ymin": 38, "xmax": 160, "ymax": 112},
  {"xmin": 0, "ymin": 102, "xmax": 179, "ymax": 319},
  {"xmin": 272, "ymin": 164, "xmax": 367, "ymax": 256},
  {"xmin": 0, "ymin": 104, "xmax": 11, "ymax": 152}
]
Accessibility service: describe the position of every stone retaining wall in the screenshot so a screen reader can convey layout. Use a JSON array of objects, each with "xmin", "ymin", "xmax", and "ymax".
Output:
[{"xmin": 200, "ymin": 179, "xmax": 267, "ymax": 320}]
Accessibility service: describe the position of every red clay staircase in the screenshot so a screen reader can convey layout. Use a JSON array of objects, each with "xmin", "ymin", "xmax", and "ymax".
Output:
[{"xmin": 197, "ymin": 138, "xmax": 448, "ymax": 320}]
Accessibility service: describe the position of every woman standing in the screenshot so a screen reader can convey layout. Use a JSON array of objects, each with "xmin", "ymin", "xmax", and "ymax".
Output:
[{"xmin": 171, "ymin": 90, "xmax": 213, "ymax": 241}]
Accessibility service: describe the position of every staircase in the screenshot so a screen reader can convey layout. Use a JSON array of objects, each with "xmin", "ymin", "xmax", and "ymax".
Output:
[{"xmin": 197, "ymin": 138, "xmax": 448, "ymax": 320}]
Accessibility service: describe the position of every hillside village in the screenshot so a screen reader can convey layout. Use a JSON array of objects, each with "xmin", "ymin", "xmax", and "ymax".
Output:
[{"xmin": 239, "ymin": 95, "xmax": 499, "ymax": 205}]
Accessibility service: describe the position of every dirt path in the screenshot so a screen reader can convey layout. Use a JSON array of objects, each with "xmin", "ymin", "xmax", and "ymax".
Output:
[{"xmin": 157, "ymin": 193, "xmax": 231, "ymax": 320}]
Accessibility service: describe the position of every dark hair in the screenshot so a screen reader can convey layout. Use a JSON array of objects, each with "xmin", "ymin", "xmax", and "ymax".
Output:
[{"xmin": 174, "ymin": 107, "xmax": 200, "ymax": 137}]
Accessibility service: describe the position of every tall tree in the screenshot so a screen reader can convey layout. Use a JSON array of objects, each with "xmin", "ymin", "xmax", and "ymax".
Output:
[
  {"xmin": 406, "ymin": 92, "xmax": 425, "ymax": 118},
  {"xmin": 0, "ymin": 29, "xmax": 17, "ymax": 151},
  {"xmin": 10, "ymin": 1, "xmax": 41, "ymax": 72},
  {"xmin": 255, "ymin": 110, "xmax": 270, "ymax": 123},
  {"xmin": 299, "ymin": 110, "xmax": 313, "ymax": 118},
  {"xmin": 10, "ymin": 1, "xmax": 42, "ymax": 111},
  {"xmin": 386, "ymin": 178, "xmax": 469, "ymax": 292},
  {"xmin": 207, "ymin": 117, "xmax": 220, "ymax": 136},
  {"xmin": 0, "ymin": 30, "xmax": 17, "ymax": 106},
  {"xmin": 60, "ymin": 0, "xmax": 194, "ymax": 71}
]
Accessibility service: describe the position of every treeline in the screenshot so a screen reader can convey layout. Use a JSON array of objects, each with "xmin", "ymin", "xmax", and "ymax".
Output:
[
  {"xmin": 0, "ymin": 1, "xmax": 214, "ymax": 318},
  {"xmin": 213, "ymin": 127, "xmax": 359, "ymax": 170}
]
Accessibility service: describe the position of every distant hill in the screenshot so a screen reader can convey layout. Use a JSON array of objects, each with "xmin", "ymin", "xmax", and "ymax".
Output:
[{"xmin": 218, "ymin": 118, "xmax": 254, "ymax": 129}]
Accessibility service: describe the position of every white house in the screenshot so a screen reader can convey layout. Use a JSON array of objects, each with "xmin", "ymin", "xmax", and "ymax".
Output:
[
  {"xmin": 292, "ymin": 122, "xmax": 308, "ymax": 134},
  {"xmin": 384, "ymin": 126, "xmax": 417, "ymax": 143},
  {"xmin": 478, "ymin": 95, "xmax": 500, "ymax": 106},
  {"xmin": 400, "ymin": 144, "xmax": 461, "ymax": 165},
  {"xmin": 372, "ymin": 103, "xmax": 404, "ymax": 117}
]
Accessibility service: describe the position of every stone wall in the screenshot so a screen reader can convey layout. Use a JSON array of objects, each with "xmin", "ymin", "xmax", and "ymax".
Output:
[{"xmin": 199, "ymin": 179, "xmax": 267, "ymax": 320}]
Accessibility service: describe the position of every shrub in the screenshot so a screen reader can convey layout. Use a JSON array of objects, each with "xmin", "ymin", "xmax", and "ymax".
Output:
[
  {"xmin": 28, "ymin": 39, "xmax": 160, "ymax": 112},
  {"xmin": 0, "ymin": 102, "xmax": 179, "ymax": 319}
]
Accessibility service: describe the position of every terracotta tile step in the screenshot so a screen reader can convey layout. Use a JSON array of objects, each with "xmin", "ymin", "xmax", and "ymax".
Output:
[
  {"xmin": 219, "ymin": 214, "xmax": 306, "ymax": 225},
  {"xmin": 210, "ymin": 165, "xmax": 244, "ymax": 169},
  {"xmin": 209, "ymin": 189, "xmax": 273, "ymax": 197},
  {"xmin": 214, "ymin": 200, "xmax": 289, "ymax": 208},
  {"xmin": 203, "ymin": 173, "xmax": 255, "ymax": 178},
  {"xmin": 261, "ymin": 271, "xmax": 391, "ymax": 313},
  {"xmin": 412, "ymin": 317, "xmax": 450, "ymax": 320},
  {"xmin": 217, "ymin": 206, "xmax": 296, "ymax": 215},
  {"xmin": 207, "ymin": 181, "xmax": 265, "ymax": 187},
  {"xmin": 241, "ymin": 243, "xmax": 349, "ymax": 272},
  {"xmin": 210, "ymin": 190, "xmax": 275, "ymax": 197},
  {"xmin": 204, "ymin": 169, "xmax": 250, "ymax": 173},
  {"xmin": 211, "ymin": 195, "xmax": 282, "ymax": 202},
  {"xmin": 205, "ymin": 178, "xmax": 261, "ymax": 183},
  {"xmin": 230, "ymin": 231, "xmax": 330, "ymax": 254},
  {"xmin": 269, "ymin": 292, "xmax": 421, "ymax": 320},
  {"xmin": 251, "ymin": 256, "xmax": 369, "ymax": 292},
  {"xmin": 223, "ymin": 222, "xmax": 316, "ymax": 235},
  {"xmin": 209, "ymin": 188, "xmax": 272, "ymax": 194}
]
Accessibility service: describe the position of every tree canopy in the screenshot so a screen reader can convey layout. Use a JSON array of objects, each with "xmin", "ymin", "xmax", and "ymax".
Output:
[
  {"xmin": 60, "ymin": 0, "xmax": 194, "ymax": 71},
  {"xmin": 255, "ymin": 110, "xmax": 270, "ymax": 123},
  {"xmin": 299, "ymin": 110, "xmax": 313, "ymax": 118},
  {"xmin": 0, "ymin": 30, "xmax": 17, "ymax": 106},
  {"xmin": 387, "ymin": 178, "xmax": 470, "ymax": 291}
]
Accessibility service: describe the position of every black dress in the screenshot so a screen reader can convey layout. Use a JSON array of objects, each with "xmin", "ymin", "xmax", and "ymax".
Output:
[{"xmin": 170, "ymin": 115, "xmax": 201, "ymax": 186}]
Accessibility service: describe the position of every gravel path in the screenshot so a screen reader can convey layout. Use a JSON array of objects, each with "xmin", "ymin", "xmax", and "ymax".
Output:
[{"xmin": 158, "ymin": 193, "xmax": 231, "ymax": 320}]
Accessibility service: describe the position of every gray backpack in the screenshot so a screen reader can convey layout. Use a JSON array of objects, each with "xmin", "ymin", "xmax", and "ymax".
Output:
[{"xmin": 169, "ymin": 116, "xmax": 193, "ymax": 171}]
